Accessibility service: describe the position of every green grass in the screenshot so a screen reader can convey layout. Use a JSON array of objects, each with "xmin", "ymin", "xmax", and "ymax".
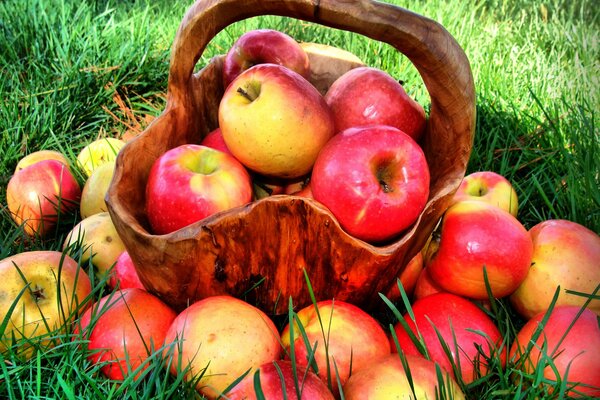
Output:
[{"xmin": 0, "ymin": 0, "xmax": 598, "ymax": 398}]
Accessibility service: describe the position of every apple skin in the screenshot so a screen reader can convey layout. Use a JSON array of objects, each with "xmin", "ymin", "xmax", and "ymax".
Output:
[
  {"xmin": 510, "ymin": 219, "xmax": 600, "ymax": 318},
  {"xmin": 219, "ymin": 63, "xmax": 334, "ymax": 179},
  {"xmin": 145, "ymin": 144, "xmax": 253, "ymax": 235},
  {"xmin": 107, "ymin": 250, "xmax": 145, "ymax": 291},
  {"xmin": 80, "ymin": 160, "xmax": 115, "ymax": 218},
  {"xmin": 324, "ymin": 66, "xmax": 426, "ymax": 141},
  {"xmin": 76, "ymin": 137, "xmax": 125, "ymax": 177},
  {"xmin": 281, "ymin": 300, "xmax": 391, "ymax": 393},
  {"xmin": 342, "ymin": 353, "xmax": 465, "ymax": 400},
  {"xmin": 226, "ymin": 360, "xmax": 335, "ymax": 400},
  {"xmin": 453, "ymin": 171, "xmax": 519, "ymax": 217},
  {"xmin": 392, "ymin": 292, "xmax": 505, "ymax": 384},
  {"xmin": 163, "ymin": 295, "xmax": 282, "ymax": 399},
  {"xmin": 427, "ymin": 200, "xmax": 533, "ymax": 299},
  {"xmin": 222, "ymin": 29, "xmax": 310, "ymax": 89},
  {"xmin": 76, "ymin": 288, "xmax": 177, "ymax": 381},
  {"xmin": 510, "ymin": 305, "xmax": 600, "ymax": 397},
  {"xmin": 413, "ymin": 267, "xmax": 446, "ymax": 300},
  {"xmin": 7, "ymin": 159, "xmax": 81, "ymax": 237},
  {"xmin": 311, "ymin": 125, "xmax": 430, "ymax": 243},
  {"xmin": 200, "ymin": 127, "xmax": 233, "ymax": 156},
  {"xmin": 0, "ymin": 251, "xmax": 92, "ymax": 359},
  {"xmin": 14, "ymin": 149, "xmax": 70, "ymax": 173},
  {"xmin": 383, "ymin": 251, "xmax": 424, "ymax": 301}
]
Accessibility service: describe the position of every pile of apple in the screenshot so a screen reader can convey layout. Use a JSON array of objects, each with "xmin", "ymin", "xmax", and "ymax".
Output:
[{"xmin": 2, "ymin": 28, "xmax": 600, "ymax": 399}]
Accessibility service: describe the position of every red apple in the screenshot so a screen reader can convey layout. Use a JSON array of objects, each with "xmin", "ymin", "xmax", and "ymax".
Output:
[
  {"xmin": 200, "ymin": 127, "xmax": 233, "ymax": 156},
  {"xmin": 281, "ymin": 300, "xmax": 390, "ymax": 394},
  {"xmin": 145, "ymin": 144, "xmax": 253, "ymax": 234},
  {"xmin": 6, "ymin": 159, "xmax": 81, "ymax": 237},
  {"xmin": 311, "ymin": 125, "xmax": 430, "ymax": 243},
  {"xmin": 325, "ymin": 66, "xmax": 426, "ymax": 140},
  {"xmin": 108, "ymin": 250, "xmax": 145, "ymax": 291},
  {"xmin": 342, "ymin": 353, "xmax": 465, "ymax": 400},
  {"xmin": 392, "ymin": 292, "xmax": 505, "ymax": 384},
  {"xmin": 219, "ymin": 63, "xmax": 334, "ymax": 179},
  {"xmin": 77, "ymin": 288, "xmax": 177, "ymax": 380},
  {"xmin": 384, "ymin": 251, "xmax": 424, "ymax": 301},
  {"xmin": 226, "ymin": 360, "xmax": 335, "ymax": 400},
  {"xmin": 453, "ymin": 171, "xmax": 519, "ymax": 217},
  {"xmin": 164, "ymin": 295, "xmax": 281, "ymax": 399},
  {"xmin": 510, "ymin": 305, "xmax": 600, "ymax": 397},
  {"xmin": 222, "ymin": 29, "xmax": 310, "ymax": 88},
  {"xmin": 510, "ymin": 219, "xmax": 600, "ymax": 318},
  {"xmin": 413, "ymin": 267, "xmax": 446, "ymax": 300},
  {"xmin": 427, "ymin": 200, "xmax": 533, "ymax": 299}
]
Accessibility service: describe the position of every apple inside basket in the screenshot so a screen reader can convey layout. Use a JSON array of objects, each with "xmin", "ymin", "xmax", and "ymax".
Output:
[{"xmin": 106, "ymin": 0, "xmax": 475, "ymax": 314}]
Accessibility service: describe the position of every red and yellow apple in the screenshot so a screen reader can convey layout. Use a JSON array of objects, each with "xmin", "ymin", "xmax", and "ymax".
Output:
[
  {"xmin": 427, "ymin": 200, "xmax": 533, "ymax": 299},
  {"xmin": 453, "ymin": 171, "xmax": 519, "ymax": 217},
  {"xmin": 384, "ymin": 251, "xmax": 424, "ymax": 301},
  {"xmin": 219, "ymin": 63, "xmax": 334, "ymax": 179},
  {"xmin": 413, "ymin": 267, "xmax": 446, "ymax": 300},
  {"xmin": 107, "ymin": 250, "xmax": 145, "ymax": 291},
  {"xmin": 145, "ymin": 144, "xmax": 253, "ymax": 235},
  {"xmin": 311, "ymin": 125, "xmax": 430, "ymax": 243},
  {"xmin": 510, "ymin": 219, "xmax": 600, "ymax": 318},
  {"xmin": 14, "ymin": 149, "xmax": 70, "ymax": 173}
]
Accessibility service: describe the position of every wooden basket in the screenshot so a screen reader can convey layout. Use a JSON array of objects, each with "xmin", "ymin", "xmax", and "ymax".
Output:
[{"xmin": 106, "ymin": 0, "xmax": 475, "ymax": 314}]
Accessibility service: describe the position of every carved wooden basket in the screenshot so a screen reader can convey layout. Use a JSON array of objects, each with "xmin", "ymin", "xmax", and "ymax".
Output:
[{"xmin": 106, "ymin": 0, "xmax": 475, "ymax": 314}]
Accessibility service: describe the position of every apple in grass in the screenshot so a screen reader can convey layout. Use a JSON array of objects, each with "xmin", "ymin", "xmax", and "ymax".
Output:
[
  {"xmin": 145, "ymin": 144, "xmax": 253, "ymax": 235},
  {"xmin": 7, "ymin": 159, "xmax": 81, "ymax": 237},
  {"xmin": 311, "ymin": 125, "xmax": 430, "ymax": 243},
  {"xmin": 383, "ymin": 251, "xmax": 424, "ymax": 301},
  {"xmin": 453, "ymin": 171, "xmax": 519, "ymax": 217},
  {"xmin": 163, "ymin": 295, "xmax": 281, "ymax": 399},
  {"xmin": 219, "ymin": 63, "xmax": 334, "ymax": 179},
  {"xmin": 222, "ymin": 29, "xmax": 310, "ymax": 89},
  {"xmin": 14, "ymin": 149, "xmax": 70, "ymax": 173},
  {"xmin": 76, "ymin": 137, "xmax": 125, "ymax": 178},
  {"xmin": 281, "ymin": 300, "xmax": 391, "ymax": 394},
  {"xmin": 426, "ymin": 200, "xmax": 533, "ymax": 299},
  {"xmin": 76, "ymin": 288, "xmax": 177, "ymax": 381},
  {"xmin": 325, "ymin": 66, "xmax": 426, "ymax": 141},
  {"xmin": 0, "ymin": 251, "xmax": 92, "ymax": 359},
  {"xmin": 510, "ymin": 305, "xmax": 600, "ymax": 397},
  {"xmin": 107, "ymin": 250, "xmax": 145, "ymax": 291},
  {"xmin": 80, "ymin": 160, "xmax": 115, "ymax": 218},
  {"xmin": 510, "ymin": 219, "xmax": 600, "ymax": 318}
]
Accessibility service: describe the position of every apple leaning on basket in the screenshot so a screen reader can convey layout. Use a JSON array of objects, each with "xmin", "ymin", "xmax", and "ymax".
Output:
[{"xmin": 145, "ymin": 28, "xmax": 429, "ymax": 244}]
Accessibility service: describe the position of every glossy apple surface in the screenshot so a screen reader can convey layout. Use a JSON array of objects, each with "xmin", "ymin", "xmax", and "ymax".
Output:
[
  {"xmin": 510, "ymin": 306, "xmax": 600, "ymax": 397},
  {"xmin": 0, "ymin": 251, "xmax": 92, "ymax": 359},
  {"xmin": 342, "ymin": 353, "xmax": 465, "ymax": 400},
  {"xmin": 164, "ymin": 295, "xmax": 281, "ymax": 399},
  {"xmin": 453, "ymin": 171, "xmax": 519, "ymax": 217},
  {"xmin": 107, "ymin": 250, "xmax": 145, "ymax": 291},
  {"xmin": 413, "ymin": 267, "xmax": 446, "ymax": 300},
  {"xmin": 427, "ymin": 200, "xmax": 533, "ymax": 299},
  {"xmin": 384, "ymin": 251, "xmax": 424, "ymax": 301},
  {"xmin": 7, "ymin": 159, "xmax": 81, "ymax": 237},
  {"xmin": 311, "ymin": 125, "xmax": 430, "ymax": 243},
  {"xmin": 145, "ymin": 144, "xmax": 253, "ymax": 235},
  {"xmin": 200, "ymin": 127, "xmax": 232, "ymax": 155},
  {"xmin": 77, "ymin": 288, "xmax": 176, "ymax": 380},
  {"xmin": 510, "ymin": 219, "xmax": 600, "ymax": 318},
  {"xmin": 76, "ymin": 137, "xmax": 125, "ymax": 177},
  {"xmin": 222, "ymin": 29, "xmax": 310, "ymax": 88},
  {"xmin": 392, "ymin": 292, "xmax": 504, "ymax": 384},
  {"xmin": 14, "ymin": 149, "xmax": 70, "ymax": 173},
  {"xmin": 80, "ymin": 160, "xmax": 115, "ymax": 218},
  {"xmin": 281, "ymin": 300, "xmax": 390, "ymax": 393},
  {"xmin": 325, "ymin": 66, "xmax": 426, "ymax": 140},
  {"xmin": 219, "ymin": 63, "xmax": 334, "ymax": 179}
]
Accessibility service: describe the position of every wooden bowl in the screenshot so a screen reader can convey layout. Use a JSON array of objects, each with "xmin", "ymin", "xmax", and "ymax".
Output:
[{"xmin": 106, "ymin": 0, "xmax": 475, "ymax": 314}]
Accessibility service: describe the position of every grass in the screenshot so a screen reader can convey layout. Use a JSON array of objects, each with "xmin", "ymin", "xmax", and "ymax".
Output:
[{"xmin": 0, "ymin": 0, "xmax": 598, "ymax": 398}]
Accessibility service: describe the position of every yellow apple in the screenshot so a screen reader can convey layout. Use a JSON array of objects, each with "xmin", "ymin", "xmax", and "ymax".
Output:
[
  {"xmin": 14, "ymin": 149, "xmax": 70, "ymax": 173},
  {"xmin": 76, "ymin": 137, "xmax": 125, "ymax": 177},
  {"xmin": 80, "ymin": 160, "xmax": 115, "ymax": 218}
]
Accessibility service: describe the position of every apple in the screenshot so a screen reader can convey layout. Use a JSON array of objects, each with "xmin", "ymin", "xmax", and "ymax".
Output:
[
  {"xmin": 76, "ymin": 137, "xmax": 125, "ymax": 177},
  {"xmin": 107, "ymin": 250, "xmax": 145, "ymax": 291},
  {"xmin": 392, "ymin": 292, "xmax": 505, "ymax": 384},
  {"xmin": 14, "ymin": 149, "xmax": 70, "ymax": 173},
  {"xmin": 510, "ymin": 305, "xmax": 600, "ymax": 397},
  {"xmin": 510, "ymin": 219, "xmax": 600, "ymax": 318},
  {"xmin": 281, "ymin": 300, "xmax": 390, "ymax": 394},
  {"xmin": 219, "ymin": 63, "xmax": 334, "ymax": 179},
  {"xmin": 63, "ymin": 212, "xmax": 126, "ymax": 279},
  {"xmin": 311, "ymin": 125, "xmax": 430, "ymax": 243},
  {"xmin": 226, "ymin": 360, "xmax": 335, "ymax": 400},
  {"xmin": 342, "ymin": 353, "xmax": 465, "ymax": 400},
  {"xmin": 222, "ymin": 29, "xmax": 310, "ymax": 89},
  {"xmin": 76, "ymin": 288, "xmax": 177, "ymax": 380},
  {"xmin": 145, "ymin": 144, "xmax": 253, "ymax": 235},
  {"xmin": 200, "ymin": 127, "xmax": 232, "ymax": 156},
  {"xmin": 426, "ymin": 200, "xmax": 533, "ymax": 299},
  {"xmin": 324, "ymin": 66, "xmax": 426, "ymax": 140},
  {"xmin": 413, "ymin": 267, "xmax": 446, "ymax": 300},
  {"xmin": 6, "ymin": 159, "xmax": 81, "ymax": 237},
  {"xmin": 163, "ymin": 295, "xmax": 281, "ymax": 399},
  {"xmin": 0, "ymin": 251, "xmax": 92, "ymax": 359},
  {"xmin": 383, "ymin": 251, "xmax": 424, "ymax": 301},
  {"xmin": 80, "ymin": 160, "xmax": 115, "ymax": 218},
  {"xmin": 453, "ymin": 171, "xmax": 519, "ymax": 217}
]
